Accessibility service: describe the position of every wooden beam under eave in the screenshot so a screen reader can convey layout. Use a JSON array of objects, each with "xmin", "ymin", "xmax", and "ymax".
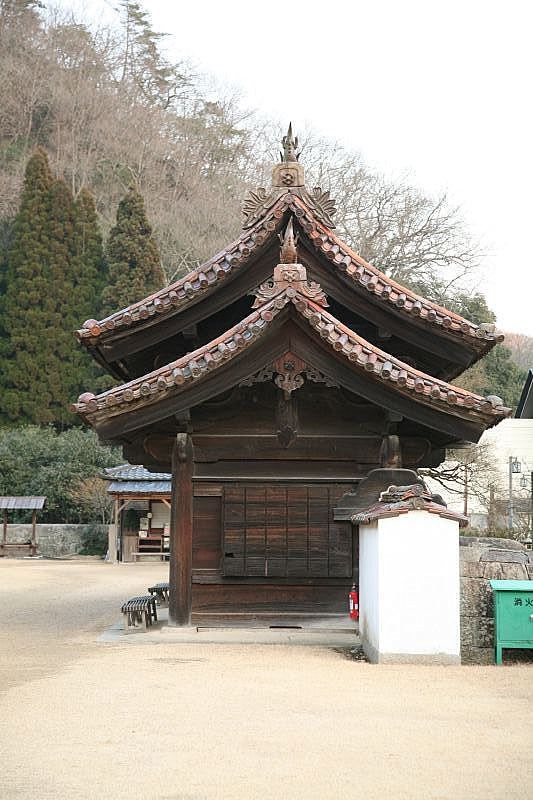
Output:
[{"xmin": 168, "ymin": 432, "xmax": 194, "ymax": 626}]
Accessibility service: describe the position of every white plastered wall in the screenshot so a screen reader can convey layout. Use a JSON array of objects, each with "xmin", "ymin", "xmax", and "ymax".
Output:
[
  {"xmin": 150, "ymin": 500, "xmax": 170, "ymax": 529},
  {"xmin": 359, "ymin": 510, "xmax": 460, "ymax": 664}
]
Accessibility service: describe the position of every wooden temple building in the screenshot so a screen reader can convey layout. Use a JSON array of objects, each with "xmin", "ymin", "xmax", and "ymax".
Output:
[{"xmin": 73, "ymin": 126, "xmax": 510, "ymax": 625}]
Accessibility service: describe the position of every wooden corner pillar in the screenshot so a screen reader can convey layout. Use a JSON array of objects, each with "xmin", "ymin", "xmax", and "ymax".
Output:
[{"xmin": 169, "ymin": 432, "xmax": 194, "ymax": 626}]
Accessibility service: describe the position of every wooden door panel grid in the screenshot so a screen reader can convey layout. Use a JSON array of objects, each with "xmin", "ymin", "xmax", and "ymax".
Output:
[{"xmin": 222, "ymin": 484, "xmax": 351, "ymax": 578}]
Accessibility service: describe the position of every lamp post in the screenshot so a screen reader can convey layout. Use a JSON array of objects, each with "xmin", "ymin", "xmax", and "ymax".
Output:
[
  {"xmin": 508, "ymin": 456, "xmax": 521, "ymax": 531},
  {"xmin": 519, "ymin": 470, "xmax": 533, "ymax": 547}
]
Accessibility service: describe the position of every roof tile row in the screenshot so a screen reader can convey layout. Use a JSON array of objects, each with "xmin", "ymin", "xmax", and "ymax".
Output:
[{"xmin": 74, "ymin": 285, "xmax": 510, "ymax": 425}]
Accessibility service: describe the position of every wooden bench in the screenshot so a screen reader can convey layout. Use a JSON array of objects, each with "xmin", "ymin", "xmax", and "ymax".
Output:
[
  {"xmin": 131, "ymin": 551, "xmax": 169, "ymax": 562},
  {"xmin": 148, "ymin": 582, "xmax": 170, "ymax": 606},
  {"xmin": 121, "ymin": 595, "xmax": 158, "ymax": 630}
]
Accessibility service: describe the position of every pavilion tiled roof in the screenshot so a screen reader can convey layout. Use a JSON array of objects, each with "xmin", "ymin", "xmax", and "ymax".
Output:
[
  {"xmin": 75, "ymin": 190, "xmax": 502, "ymax": 354},
  {"xmin": 73, "ymin": 282, "xmax": 511, "ymax": 428},
  {"xmin": 0, "ymin": 496, "xmax": 46, "ymax": 510},
  {"xmin": 104, "ymin": 465, "xmax": 171, "ymax": 481}
]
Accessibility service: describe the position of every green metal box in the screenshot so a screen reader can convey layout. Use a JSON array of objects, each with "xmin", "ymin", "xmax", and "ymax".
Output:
[{"xmin": 490, "ymin": 580, "xmax": 533, "ymax": 664}]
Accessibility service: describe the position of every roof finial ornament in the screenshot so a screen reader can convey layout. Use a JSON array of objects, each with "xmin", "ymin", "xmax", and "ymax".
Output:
[
  {"xmin": 241, "ymin": 123, "xmax": 337, "ymax": 230},
  {"xmin": 280, "ymin": 122, "xmax": 300, "ymax": 163},
  {"xmin": 271, "ymin": 123, "xmax": 305, "ymax": 189},
  {"xmin": 279, "ymin": 218, "xmax": 299, "ymax": 264}
]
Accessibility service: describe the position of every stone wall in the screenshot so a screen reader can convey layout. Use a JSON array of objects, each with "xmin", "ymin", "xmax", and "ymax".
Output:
[
  {"xmin": 2, "ymin": 524, "xmax": 108, "ymax": 559},
  {"xmin": 460, "ymin": 536, "xmax": 532, "ymax": 664}
]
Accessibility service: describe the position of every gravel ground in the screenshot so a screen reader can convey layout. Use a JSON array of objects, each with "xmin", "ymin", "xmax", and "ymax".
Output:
[{"xmin": 0, "ymin": 559, "xmax": 531, "ymax": 800}]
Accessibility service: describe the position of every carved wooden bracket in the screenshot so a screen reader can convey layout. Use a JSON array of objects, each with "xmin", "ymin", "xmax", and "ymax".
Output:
[
  {"xmin": 173, "ymin": 432, "xmax": 194, "ymax": 464},
  {"xmin": 241, "ymin": 352, "xmax": 338, "ymax": 400},
  {"xmin": 273, "ymin": 353, "xmax": 306, "ymax": 399}
]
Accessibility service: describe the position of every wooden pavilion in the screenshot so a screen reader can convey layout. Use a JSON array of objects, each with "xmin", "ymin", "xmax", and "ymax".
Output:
[
  {"xmin": 104, "ymin": 465, "xmax": 171, "ymax": 562},
  {"xmin": 0, "ymin": 496, "xmax": 45, "ymax": 557},
  {"xmin": 73, "ymin": 126, "xmax": 510, "ymax": 625}
]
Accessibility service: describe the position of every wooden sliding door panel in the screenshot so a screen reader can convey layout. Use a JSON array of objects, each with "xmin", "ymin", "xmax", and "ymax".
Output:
[{"xmin": 222, "ymin": 483, "xmax": 352, "ymax": 578}]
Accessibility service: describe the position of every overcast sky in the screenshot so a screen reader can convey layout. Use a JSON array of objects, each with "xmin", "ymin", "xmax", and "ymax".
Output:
[{"xmin": 79, "ymin": 0, "xmax": 533, "ymax": 336}]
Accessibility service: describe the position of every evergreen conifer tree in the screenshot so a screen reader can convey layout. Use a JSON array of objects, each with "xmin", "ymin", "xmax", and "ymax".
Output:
[
  {"xmin": 73, "ymin": 188, "xmax": 111, "ymax": 393},
  {"xmin": 0, "ymin": 147, "xmax": 55, "ymax": 424},
  {"xmin": 102, "ymin": 185, "xmax": 165, "ymax": 313},
  {"xmin": 74, "ymin": 188, "xmax": 107, "ymax": 318},
  {"xmin": 0, "ymin": 151, "xmax": 107, "ymax": 426},
  {"xmin": 46, "ymin": 176, "xmax": 79, "ymax": 426}
]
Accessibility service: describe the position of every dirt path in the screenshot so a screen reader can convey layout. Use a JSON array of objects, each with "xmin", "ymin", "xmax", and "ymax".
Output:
[{"xmin": 0, "ymin": 560, "xmax": 531, "ymax": 800}]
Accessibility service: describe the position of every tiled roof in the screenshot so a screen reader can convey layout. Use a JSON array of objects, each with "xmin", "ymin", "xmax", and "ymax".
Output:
[
  {"xmin": 106, "ymin": 480, "xmax": 171, "ymax": 495},
  {"xmin": 75, "ymin": 196, "xmax": 287, "ymax": 343},
  {"xmin": 75, "ymin": 191, "xmax": 502, "ymax": 352},
  {"xmin": 104, "ymin": 465, "xmax": 171, "ymax": 481},
  {"xmin": 73, "ymin": 283, "xmax": 511, "ymax": 427},
  {"xmin": 291, "ymin": 195, "xmax": 503, "ymax": 348},
  {"xmin": 0, "ymin": 496, "xmax": 46, "ymax": 510},
  {"xmin": 352, "ymin": 484, "xmax": 468, "ymax": 527}
]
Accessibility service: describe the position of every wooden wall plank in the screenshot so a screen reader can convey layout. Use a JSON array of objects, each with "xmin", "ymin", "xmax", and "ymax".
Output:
[
  {"xmin": 193, "ymin": 496, "xmax": 221, "ymax": 570},
  {"xmin": 244, "ymin": 486, "xmax": 266, "ymax": 576}
]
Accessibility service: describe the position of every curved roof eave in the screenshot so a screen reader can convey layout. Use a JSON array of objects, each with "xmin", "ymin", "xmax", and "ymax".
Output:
[
  {"xmin": 75, "ymin": 192, "xmax": 503, "ymax": 360},
  {"xmin": 73, "ymin": 288, "xmax": 511, "ymax": 439}
]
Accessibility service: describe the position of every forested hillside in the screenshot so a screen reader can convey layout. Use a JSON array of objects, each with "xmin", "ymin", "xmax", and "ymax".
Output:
[{"xmin": 0, "ymin": 0, "xmax": 529, "ymax": 427}]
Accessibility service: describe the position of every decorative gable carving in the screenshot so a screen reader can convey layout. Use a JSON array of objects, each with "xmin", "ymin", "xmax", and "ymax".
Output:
[
  {"xmin": 252, "ymin": 221, "xmax": 328, "ymax": 308},
  {"xmin": 241, "ymin": 186, "xmax": 337, "ymax": 229},
  {"xmin": 253, "ymin": 264, "xmax": 328, "ymax": 308},
  {"xmin": 240, "ymin": 353, "xmax": 338, "ymax": 397}
]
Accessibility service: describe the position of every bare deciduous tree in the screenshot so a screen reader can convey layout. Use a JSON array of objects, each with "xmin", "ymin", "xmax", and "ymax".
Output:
[
  {"xmin": 504, "ymin": 333, "xmax": 533, "ymax": 372},
  {"xmin": 69, "ymin": 476, "xmax": 112, "ymax": 524},
  {"xmin": 420, "ymin": 442, "xmax": 503, "ymax": 518},
  {"xmin": 0, "ymin": 1, "xmax": 482, "ymax": 300}
]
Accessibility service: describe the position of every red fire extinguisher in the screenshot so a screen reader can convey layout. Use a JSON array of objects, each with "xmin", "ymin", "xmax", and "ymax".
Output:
[{"xmin": 349, "ymin": 584, "xmax": 359, "ymax": 621}]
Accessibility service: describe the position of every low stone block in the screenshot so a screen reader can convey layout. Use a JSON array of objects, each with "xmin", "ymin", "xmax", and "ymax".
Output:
[
  {"xmin": 460, "ymin": 577, "xmax": 493, "ymax": 617},
  {"xmin": 481, "ymin": 562, "xmax": 506, "ymax": 580},
  {"xmin": 460, "ymin": 545, "xmax": 484, "ymax": 563},
  {"xmin": 527, "ymin": 565, "xmax": 533, "ymax": 579},
  {"xmin": 461, "ymin": 646, "xmax": 494, "ymax": 665},
  {"xmin": 460, "ymin": 616, "xmax": 493, "ymax": 648},
  {"xmin": 480, "ymin": 549, "xmax": 529, "ymax": 564},
  {"xmin": 461, "ymin": 560, "xmax": 484, "ymax": 578},
  {"xmin": 460, "ymin": 536, "xmax": 526, "ymax": 552},
  {"xmin": 473, "ymin": 616, "xmax": 494, "ymax": 648},
  {"xmin": 460, "ymin": 616, "xmax": 476, "ymax": 648},
  {"xmin": 499, "ymin": 563, "xmax": 529, "ymax": 580}
]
